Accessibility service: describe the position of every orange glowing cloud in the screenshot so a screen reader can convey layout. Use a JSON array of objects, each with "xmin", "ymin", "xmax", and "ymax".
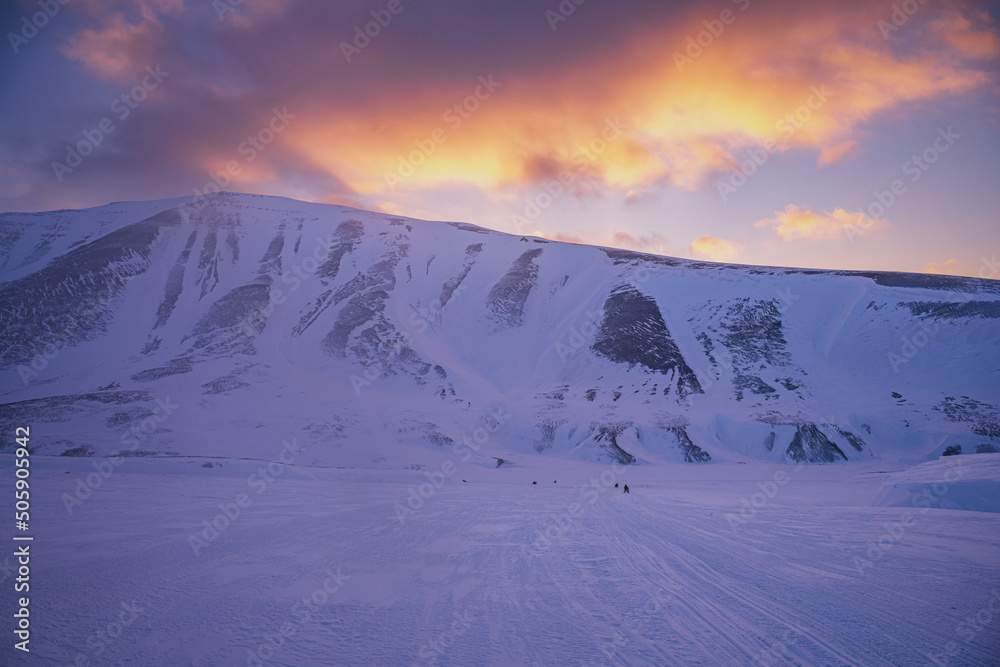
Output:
[
  {"xmin": 59, "ymin": 0, "xmax": 189, "ymax": 81},
  {"xmin": 610, "ymin": 1, "xmax": 997, "ymax": 190},
  {"xmin": 61, "ymin": 10, "xmax": 166, "ymax": 81},
  {"xmin": 61, "ymin": 0, "xmax": 293, "ymax": 81},
  {"xmin": 58, "ymin": 0, "xmax": 998, "ymax": 208},
  {"xmin": 926, "ymin": 9, "xmax": 1000, "ymax": 59},
  {"xmin": 539, "ymin": 229, "xmax": 672, "ymax": 256},
  {"xmin": 690, "ymin": 235, "xmax": 743, "ymax": 262},
  {"xmin": 282, "ymin": 0, "xmax": 996, "ymax": 202},
  {"xmin": 755, "ymin": 204, "xmax": 887, "ymax": 241},
  {"xmin": 818, "ymin": 140, "xmax": 861, "ymax": 166},
  {"xmin": 924, "ymin": 258, "xmax": 963, "ymax": 275}
]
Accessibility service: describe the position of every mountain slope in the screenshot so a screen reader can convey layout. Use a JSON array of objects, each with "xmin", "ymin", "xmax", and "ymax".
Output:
[{"xmin": 1, "ymin": 192, "xmax": 998, "ymax": 468}]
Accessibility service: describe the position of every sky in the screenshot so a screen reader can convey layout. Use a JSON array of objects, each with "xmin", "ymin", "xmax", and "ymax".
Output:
[{"xmin": 1, "ymin": 0, "xmax": 998, "ymax": 278}]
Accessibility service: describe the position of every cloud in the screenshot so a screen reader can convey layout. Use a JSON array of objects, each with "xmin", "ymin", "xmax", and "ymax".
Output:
[
  {"xmin": 611, "ymin": 230, "xmax": 671, "ymax": 256},
  {"xmin": 623, "ymin": 187, "xmax": 655, "ymax": 206},
  {"xmin": 926, "ymin": 9, "xmax": 1000, "ymax": 59},
  {"xmin": 689, "ymin": 235, "xmax": 742, "ymax": 262},
  {"xmin": 540, "ymin": 229, "xmax": 671, "ymax": 256},
  {"xmin": 74, "ymin": 0, "xmax": 989, "ymax": 205},
  {"xmin": 924, "ymin": 258, "xmax": 963, "ymax": 275},
  {"xmin": 60, "ymin": 0, "xmax": 183, "ymax": 82},
  {"xmin": 223, "ymin": 0, "xmax": 296, "ymax": 30},
  {"xmin": 3, "ymin": 0, "xmax": 997, "ymax": 216},
  {"xmin": 542, "ymin": 232, "xmax": 585, "ymax": 244},
  {"xmin": 818, "ymin": 140, "xmax": 861, "ymax": 166},
  {"xmin": 755, "ymin": 204, "xmax": 887, "ymax": 241}
]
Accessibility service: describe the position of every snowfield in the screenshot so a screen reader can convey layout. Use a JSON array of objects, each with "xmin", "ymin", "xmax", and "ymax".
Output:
[
  {"xmin": 870, "ymin": 453, "xmax": 1000, "ymax": 514},
  {"xmin": 2, "ymin": 455, "xmax": 998, "ymax": 665}
]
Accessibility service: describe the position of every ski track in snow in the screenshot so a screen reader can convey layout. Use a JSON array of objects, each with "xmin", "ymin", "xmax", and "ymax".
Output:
[{"xmin": 4, "ymin": 458, "xmax": 999, "ymax": 666}]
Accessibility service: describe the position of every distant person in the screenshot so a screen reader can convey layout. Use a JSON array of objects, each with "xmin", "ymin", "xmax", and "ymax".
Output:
[
  {"xmin": 623, "ymin": 484, "xmax": 629, "ymax": 494},
  {"xmin": 615, "ymin": 483, "xmax": 619, "ymax": 488}
]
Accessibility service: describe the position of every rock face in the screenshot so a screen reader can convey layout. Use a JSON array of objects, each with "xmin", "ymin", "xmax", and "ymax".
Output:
[
  {"xmin": 1, "ymin": 192, "xmax": 998, "ymax": 467},
  {"xmin": 786, "ymin": 424, "xmax": 847, "ymax": 463},
  {"xmin": 487, "ymin": 248, "xmax": 543, "ymax": 327},
  {"xmin": 591, "ymin": 284, "xmax": 702, "ymax": 399}
]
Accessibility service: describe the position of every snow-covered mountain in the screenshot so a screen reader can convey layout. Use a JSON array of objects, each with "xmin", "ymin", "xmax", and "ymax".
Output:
[{"xmin": 2, "ymin": 192, "xmax": 998, "ymax": 467}]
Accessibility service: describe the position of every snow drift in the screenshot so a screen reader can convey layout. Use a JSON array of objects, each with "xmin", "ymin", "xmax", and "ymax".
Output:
[{"xmin": 869, "ymin": 453, "xmax": 1000, "ymax": 513}]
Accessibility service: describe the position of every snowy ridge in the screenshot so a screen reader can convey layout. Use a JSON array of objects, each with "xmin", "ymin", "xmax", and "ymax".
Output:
[{"xmin": 1, "ymin": 192, "xmax": 998, "ymax": 468}]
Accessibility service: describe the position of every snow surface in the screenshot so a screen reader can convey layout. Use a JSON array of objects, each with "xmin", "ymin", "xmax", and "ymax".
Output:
[
  {"xmin": 1, "ymin": 193, "xmax": 999, "ymax": 664},
  {"xmin": 2, "ymin": 456, "xmax": 999, "ymax": 665},
  {"xmin": 870, "ymin": 453, "xmax": 1000, "ymax": 514}
]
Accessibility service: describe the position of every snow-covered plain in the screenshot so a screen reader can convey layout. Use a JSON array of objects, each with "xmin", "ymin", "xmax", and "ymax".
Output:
[
  {"xmin": 2, "ymin": 455, "xmax": 998, "ymax": 665},
  {"xmin": 1, "ymin": 193, "xmax": 999, "ymax": 665}
]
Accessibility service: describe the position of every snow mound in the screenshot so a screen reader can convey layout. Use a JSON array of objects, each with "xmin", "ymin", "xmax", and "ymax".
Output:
[{"xmin": 869, "ymin": 453, "xmax": 1000, "ymax": 513}]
